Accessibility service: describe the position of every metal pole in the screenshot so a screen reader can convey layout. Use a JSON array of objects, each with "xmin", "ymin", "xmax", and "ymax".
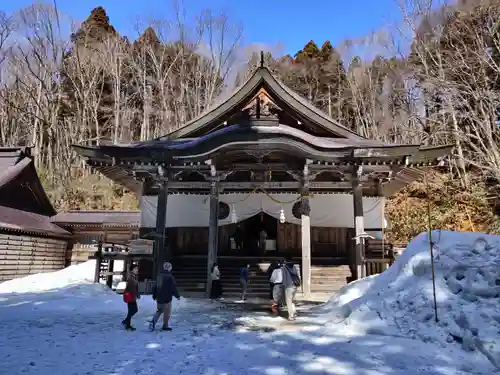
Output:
[{"xmin": 425, "ymin": 172, "xmax": 439, "ymax": 323}]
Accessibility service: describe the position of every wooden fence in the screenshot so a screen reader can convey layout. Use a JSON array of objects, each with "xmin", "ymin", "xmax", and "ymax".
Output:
[
  {"xmin": 65, "ymin": 226, "xmax": 138, "ymax": 265},
  {"xmin": 0, "ymin": 233, "xmax": 69, "ymax": 281},
  {"xmin": 364, "ymin": 239, "xmax": 407, "ymax": 277}
]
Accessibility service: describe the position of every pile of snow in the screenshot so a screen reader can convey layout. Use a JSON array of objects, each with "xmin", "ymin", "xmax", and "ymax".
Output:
[
  {"xmin": 0, "ymin": 260, "xmax": 127, "ymax": 295},
  {"xmin": 0, "ymin": 260, "xmax": 205, "ymax": 314},
  {"xmin": 319, "ymin": 230, "xmax": 500, "ymax": 368},
  {"xmin": 0, "ymin": 261, "xmax": 99, "ymax": 294}
]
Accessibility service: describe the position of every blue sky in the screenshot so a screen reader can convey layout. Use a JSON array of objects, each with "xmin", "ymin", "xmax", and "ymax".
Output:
[{"xmin": 1, "ymin": 0, "xmax": 402, "ymax": 56}]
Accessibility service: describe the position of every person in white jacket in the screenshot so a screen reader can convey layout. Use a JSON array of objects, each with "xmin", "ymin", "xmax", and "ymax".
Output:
[
  {"xmin": 269, "ymin": 266, "xmax": 283, "ymax": 314},
  {"xmin": 210, "ymin": 263, "xmax": 223, "ymax": 300}
]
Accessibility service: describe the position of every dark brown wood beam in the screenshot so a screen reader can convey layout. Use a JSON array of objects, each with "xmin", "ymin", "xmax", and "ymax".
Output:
[{"xmin": 148, "ymin": 180, "xmax": 364, "ymax": 190}]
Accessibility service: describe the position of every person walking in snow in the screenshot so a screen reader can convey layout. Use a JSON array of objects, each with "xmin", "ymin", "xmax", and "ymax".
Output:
[
  {"xmin": 281, "ymin": 256, "xmax": 301, "ymax": 321},
  {"xmin": 267, "ymin": 260, "xmax": 280, "ymax": 300},
  {"xmin": 210, "ymin": 263, "xmax": 223, "ymax": 300},
  {"xmin": 269, "ymin": 264, "xmax": 283, "ymax": 314},
  {"xmin": 122, "ymin": 266, "xmax": 140, "ymax": 331},
  {"xmin": 239, "ymin": 264, "xmax": 250, "ymax": 301},
  {"xmin": 149, "ymin": 262, "xmax": 180, "ymax": 331}
]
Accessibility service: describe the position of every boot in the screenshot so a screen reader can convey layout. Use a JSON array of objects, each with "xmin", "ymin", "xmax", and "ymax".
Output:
[
  {"xmin": 126, "ymin": 325, "xmax": 136, "ymax": 331},
  {"xmin": 162, "ymin": 326, "xmax": 172, "ymax": 331}
]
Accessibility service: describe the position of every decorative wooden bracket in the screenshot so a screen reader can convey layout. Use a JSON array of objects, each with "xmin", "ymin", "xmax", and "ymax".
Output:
[
  {"xmin": 286, "ymin": 170, "xmax": 321, "ymax": 183},
  {"xmin": 243, "ymin": 149, "xmax": 274, "ymax": 164},
  {"xmin": 198, "ymin": 160, "xmax": 234, "ymax": 182}
]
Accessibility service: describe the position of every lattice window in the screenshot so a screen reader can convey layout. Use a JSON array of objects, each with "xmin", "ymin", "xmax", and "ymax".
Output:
[{"xmin": 74, "ymin": 234, "xmax": 101, "ymax": 248}]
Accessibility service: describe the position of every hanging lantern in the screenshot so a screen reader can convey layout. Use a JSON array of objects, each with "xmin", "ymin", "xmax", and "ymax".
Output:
[
  {"xmin": 231, "ymin": 205, "xmax": 237, "ymax": 224},
  {"xmin": 279, "ymin": 207, "xmax": 286, "ymax": 224}
]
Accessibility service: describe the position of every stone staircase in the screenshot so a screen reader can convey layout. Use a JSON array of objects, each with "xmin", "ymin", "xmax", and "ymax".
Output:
[{"xmin": 172, "ymin": 256, "xmax": 351, "ymax": 300}]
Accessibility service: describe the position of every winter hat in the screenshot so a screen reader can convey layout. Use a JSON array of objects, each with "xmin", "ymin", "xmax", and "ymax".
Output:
[{"xmin": 163, "ymin": 262, "xmax": 173, "ymax": 272}]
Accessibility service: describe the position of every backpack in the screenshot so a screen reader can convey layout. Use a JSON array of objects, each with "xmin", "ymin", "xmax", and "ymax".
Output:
[{"xmin": 286, "ymin": 265, "xmax": 301, "ymax": 287}]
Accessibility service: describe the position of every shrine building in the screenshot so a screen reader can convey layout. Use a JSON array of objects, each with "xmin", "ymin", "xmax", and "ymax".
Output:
[{"xmin": 73, "ymin": 58, "xmax": 451, "ymax": 299}]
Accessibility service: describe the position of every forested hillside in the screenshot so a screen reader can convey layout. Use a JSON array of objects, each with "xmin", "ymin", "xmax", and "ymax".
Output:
[{"xmin": 1, "ymin": 1, "xmax": 500, "ymax": 242}]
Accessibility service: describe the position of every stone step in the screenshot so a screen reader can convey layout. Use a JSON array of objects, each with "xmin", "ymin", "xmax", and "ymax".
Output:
[
  {"xmin": 177, "ymin": 282, "xmax": 270, "ymax": 289},
  {"xmin": 174, "ymin": 273, "xmax": 269, "ymax": 280},
  {"xmin": 176, "ymin": 279, "xmax": 269, "ymax": 288},
  {"xmin": 179, "ymin": 286, "xmax": 269, "ymax": 295},
  {"xmin": 173, "ymin": 260, "xmax": 351, "ymax": 297},
  {"xmin": 178, "ymin": 281, "xmax": 341, "ymax": 293},
  {"xmin": 311, "ymin": 274, "xmax": 351, "ymax": 279},
  {"xmin": 174, "ymin": 269, "xmax": 350, "ymax": 277},
  {"xmin": 175, "ymin": 276, "xmax": 270, "ymax": 281},
  {"xmin": 175, "ymin": 267, "xmax": 350, "ymax": 272},
  {"xmin": 174, "ymin": 264, "xmax": 349, "ymax": 269},
  {"xmin": 174, "ymin": 270, "xmax": 270, "ymax": 276},
  {"xmin": 174, "ymin": 268, "xmax": 350, "ymax": 274},
  {"xmin": 181, "ymin": 292, "xmax": 269, "ymax": 299},
  {"xmin": 311, "ymin": 279, "xmax": 349, "ymax": 285},
  {"xmin": 313, "ymin": 271, "xmax": 351, "ymax": 276},
  {"xmin": 175, "ymin": 275, "xmax": 348, "ymax": 283}
]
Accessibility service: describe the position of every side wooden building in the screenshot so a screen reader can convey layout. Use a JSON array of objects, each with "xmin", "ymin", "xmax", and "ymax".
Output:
[
  {"xmin": 51, "ymin": 210, "xmax": 140, "ymax": 264},
  {"xmin": 0, "ymin": 147, "xmax": 72, "ymax": 281}
]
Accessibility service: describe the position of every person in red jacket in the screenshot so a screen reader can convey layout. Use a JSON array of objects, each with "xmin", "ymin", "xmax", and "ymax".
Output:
[{"xmin": 122, "ymin": 266, "xmax": 140, "ymax": 331}]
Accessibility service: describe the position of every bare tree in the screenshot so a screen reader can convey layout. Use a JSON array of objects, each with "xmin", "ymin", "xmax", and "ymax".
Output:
[{"xmin": 7, "ymin": 3, "xmax": 68, "ymax": 174}]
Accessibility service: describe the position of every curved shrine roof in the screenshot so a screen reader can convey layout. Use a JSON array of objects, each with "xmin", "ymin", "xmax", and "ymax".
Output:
[
  {"xmin": 73, "ymin": 123, "xmax": 425, "ymax": 162},
  {"xmin": 72, "ymin": 64, "xmax": 453, "ymax": 196}
]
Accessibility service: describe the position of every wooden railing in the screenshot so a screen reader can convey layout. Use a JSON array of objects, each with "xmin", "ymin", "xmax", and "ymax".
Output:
[
  {"xmin": 363, "ymin": 239, "xmax": 407, "ymax": 277},
  {"xmin": 364, "ymin": 258, "xmax": 392, "ymax": 276}
]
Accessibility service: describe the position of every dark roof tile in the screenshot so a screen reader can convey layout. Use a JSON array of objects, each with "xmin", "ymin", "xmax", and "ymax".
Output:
[
  {"xmin": 51, "ymin": 211, "xmax": 141, "ymax": 227},
  {"xmin": 0, "ymin": 205, "xmax": 71, "ymax": 237}
]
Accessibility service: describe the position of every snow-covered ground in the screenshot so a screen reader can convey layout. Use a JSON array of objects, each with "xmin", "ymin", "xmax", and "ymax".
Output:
[
  {"xmin": 0, "ymin": 231, "xmax": 499, "ymax": 374},
  {"xmin": 243, "ymin": 230, "xmax": 500, "ymax": 372},
  {"xmin": 319, "ymin": 230, "xmax": 500, "ymax": 366}
]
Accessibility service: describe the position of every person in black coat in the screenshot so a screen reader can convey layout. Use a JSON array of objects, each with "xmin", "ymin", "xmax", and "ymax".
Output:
[{"xmin": 149, "ymin": 262, "xmax": 180, "ymax": 331}]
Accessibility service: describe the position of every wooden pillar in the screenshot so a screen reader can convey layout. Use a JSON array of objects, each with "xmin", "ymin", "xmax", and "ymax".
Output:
[
  {"xmin": 122, "ymin": 258, "xmax": 129, "ymax": 281},
  {"xmin": 301, "ymin": 160, "xmax": 312, "ymax": 299},
  {"xmin": 93, "ymin": 242, "xmax": 103, "ymax": 283},
  {"xmin": 106, "ymin": 259, "xmax": 114, "ymax": 288},
  {"xmin": 153, "ymin": 176, "xmax": 168, "ymax": 281},
  {"xmin": 206, "ymin": 178, "xmax": 219, "ymax": 297},
  {"xmin": 352, "ymin": 166, "xmax": 365, "ymax": 280}
]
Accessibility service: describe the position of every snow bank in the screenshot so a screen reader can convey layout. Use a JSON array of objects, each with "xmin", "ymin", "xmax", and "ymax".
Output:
[
  {"xmin": 0, "ymin": 260, "xmax": 205, "ymax": 314},
  {"xmin": 320, "ymin": 230, "xmax": 500, "ymax": 368},
  {"xmin": 0, "ymin": 261, "xmax": 98, "ymax": 294},
  {"xmin": 0, "ymin": 260, "xmax": 128, "ymax": 295}
]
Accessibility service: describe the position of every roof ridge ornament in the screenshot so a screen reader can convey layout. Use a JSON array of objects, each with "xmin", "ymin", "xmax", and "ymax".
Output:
[
  {"xmin": 260, "ymin": 51, "xmax": 264, "ymax": 68},
  {"xmin": 242, "ymin": 91, "xmax": 281, "ymax": 126}
]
